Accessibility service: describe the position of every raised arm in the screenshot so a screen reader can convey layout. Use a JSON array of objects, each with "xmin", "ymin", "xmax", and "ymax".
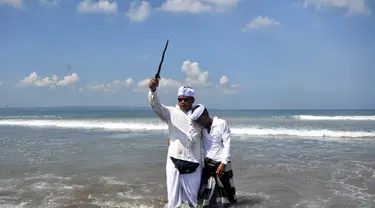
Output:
[
  {"xmin": 148, "ymin": 90, "xmax": 171, "ymax": 123},
  {"xmin": 220, "ymin": 120, "xmax": 231, "ymax": 165},
  {"xmin": 148, "ymin": 78, "xmax": 171, "ymax": 123}
]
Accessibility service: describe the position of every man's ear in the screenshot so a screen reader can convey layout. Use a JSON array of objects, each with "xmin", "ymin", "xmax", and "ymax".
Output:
[{"xmin": 192, "ymin": 98, "xmax": 195, "ymax": 103}]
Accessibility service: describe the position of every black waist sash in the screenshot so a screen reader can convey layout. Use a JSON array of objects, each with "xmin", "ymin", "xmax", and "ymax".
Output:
[{"xmin": 170, "ymin": 157, "xmax": 200, "ymax": 174}]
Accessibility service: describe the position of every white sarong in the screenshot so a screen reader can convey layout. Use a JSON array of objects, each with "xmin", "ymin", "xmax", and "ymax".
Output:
[{"xmin": 166, "ymin": 156, "xmax": 203, "ymax": 208}]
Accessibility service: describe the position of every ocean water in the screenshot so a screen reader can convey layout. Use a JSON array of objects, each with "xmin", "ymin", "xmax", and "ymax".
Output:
[{"xmin": 0, "ymin": 107, "xmax": 374, "ymax": 208}]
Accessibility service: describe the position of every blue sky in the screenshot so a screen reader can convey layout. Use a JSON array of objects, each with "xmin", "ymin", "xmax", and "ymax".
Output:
[{"xmin": 0, "ymin": 0, "xmax": 374, "ymax": 109}]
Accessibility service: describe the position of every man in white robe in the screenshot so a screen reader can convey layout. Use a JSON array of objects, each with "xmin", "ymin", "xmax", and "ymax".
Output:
[{"xmin": 148, "ymin": 78, "xmax": 204, "ymax": 208}]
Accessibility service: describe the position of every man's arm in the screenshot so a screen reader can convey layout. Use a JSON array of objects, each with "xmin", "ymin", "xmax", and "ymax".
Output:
[
  {"xmin": 220, "ymin": 120, "xmax": 231, "ymax": 165},
  {"xmin": 148, "ymin": 90, "xmax": 171, "ymax": 123}
]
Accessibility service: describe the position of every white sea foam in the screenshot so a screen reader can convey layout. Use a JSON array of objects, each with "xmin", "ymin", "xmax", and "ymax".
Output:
[
  {"xmin": 0, "ymin": 119, "xmax": 166, "ymax": 131},
  {"xmin": 0, "ymin": 115, "xmax": 64, "ymax": 119},
  {"xmin": 292, "ymin": 115, "xmax": 375, "ymax": 121},
  {"xmin": 231, "ymin": 127, "xmax": 375, "ymax": 138},
  {"xmin": 1, "ymin": 119, "xmax": 374, "ymax": 138}
]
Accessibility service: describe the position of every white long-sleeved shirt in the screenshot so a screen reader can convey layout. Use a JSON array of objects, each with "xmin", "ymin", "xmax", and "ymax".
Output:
[
  {"xmin": 148, "ymin": 90, "xmax": 204, "ymax": 164},
  {"xmin": 202, "ymin": 117, "xmax": 231, "ymax": 165}
]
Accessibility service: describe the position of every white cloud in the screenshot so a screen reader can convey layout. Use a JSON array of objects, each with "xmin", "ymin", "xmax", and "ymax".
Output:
[
  {"xmin": 136, "ymin": 60, "xmax": 212, "ymax": 88},
  {"xmin": 14, "ymin": 67, "xmax": 237, "ymax": 96},
  {"xmin": 0, "ymin": 0, "xmax": 23, "ymax": 8},
  {"xmin": 77, "ymin": 0, "xmax": 118, "ymax": 14},
  {"xmin": 241, "ymin": 16, "xmax": 281, "ymax": 32},
  {"xmin": 134, "ymin": 60, "xmax": 237, "ymax": 94},
  {"xmin": 204, "ymin": 0, "xmax": 239, "ymax": 5},
  {"xmin": 137, "ymin": 78, "xmax": 150, "ymax": 88},
  {"xmin": 85, "ymin": 78, "xmax": 133, "ymax": 93},
  {"xmin": 181, "ymin": 60, "xmax": 211, "ymax": 86},
  {"xmin": 17, "ymin": 72, "xmax": 79, "ymax": 89},
  {"xmin": 159, "ymin": 0, "xmax": 212, "ymax": 13},
  {"xmin": 220, "ymin": 75, "xmax": 228, "ymax": 85},
  {"xmin": 40, "ymin": 0, "xmax": 59, "ymax": 7},
  {"xmin": 158, "ymin": 0, "xmax": 239, "ymax": 13},
  {"xmin": 126, "ymin": 0, "xmax": 151, "ymax": 22},
  {"xmin": 56, "ymin": 73, "xmax": 79, "ymax": 86},
  {"xmin": 123, "ymin": 78, "xmax": 133, "ymax": 86},
  {"xmin": 303, "ymin": 0, "xmax": 371, "ymax": 15},
  {"xmin": 135, "ymin": 78, "xmax": 181, "ymax": 93}
]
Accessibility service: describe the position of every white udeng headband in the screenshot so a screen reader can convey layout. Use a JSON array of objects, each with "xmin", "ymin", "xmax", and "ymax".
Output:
[
  {"xmin": 177, "ymin": 86, "xmax": 195, "ymax": 97},
  {"xmin": 189, "ymin": 104, "xmax": 205, "ymax": 120}
]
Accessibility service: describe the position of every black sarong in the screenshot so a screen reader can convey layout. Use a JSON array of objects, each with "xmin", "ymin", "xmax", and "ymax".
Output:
[{"xmin": 198, "ymin": 158, "xmax": 237, "ymax": 207}]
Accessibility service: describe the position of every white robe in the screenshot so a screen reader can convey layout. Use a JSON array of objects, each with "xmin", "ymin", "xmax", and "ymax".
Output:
[
  {"xmin": 202, "ymin": 116, "xmax": 231, "ymax": 165},
  {"xmin": 148, "ymin": 90, "xmax": 204, "ymax": 208}
]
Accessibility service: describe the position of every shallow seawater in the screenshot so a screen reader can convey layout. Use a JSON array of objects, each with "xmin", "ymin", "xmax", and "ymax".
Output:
[{"xmin": 0, "ymin": 108, "xmax": 374, "ymax": 207}]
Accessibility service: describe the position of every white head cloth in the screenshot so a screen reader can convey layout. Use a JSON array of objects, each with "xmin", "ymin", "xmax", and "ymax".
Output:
[
  {"xmin": 177, "ymin": 86, "xmax": 195, "ymax": 97},
  {"xmin": 189, "ymin": 104, "xmax": 205, "ymax": 120}
]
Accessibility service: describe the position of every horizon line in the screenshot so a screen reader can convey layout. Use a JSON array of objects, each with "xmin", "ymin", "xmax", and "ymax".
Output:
[{"xmin": 0, "ymin": 105, "xmax": 374, "ymax": 111}]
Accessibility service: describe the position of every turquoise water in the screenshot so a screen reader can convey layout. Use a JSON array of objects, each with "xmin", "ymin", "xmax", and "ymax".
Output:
[{"xmin": 0, "ymin": 107, "xmax": 374, "ymax": 207}]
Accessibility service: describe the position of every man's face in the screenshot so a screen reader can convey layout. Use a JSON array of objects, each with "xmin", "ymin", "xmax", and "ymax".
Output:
[{"xmin": 177, "ymin": 96, "xmax": 194, "ymax": 111}]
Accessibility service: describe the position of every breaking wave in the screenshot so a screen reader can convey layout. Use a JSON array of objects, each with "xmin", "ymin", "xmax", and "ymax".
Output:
[
  {"xmin": 0, "ymin": 119, "xmax": 374, "ymax": 139},
  {"xmin": 292, "ymin": 115, "xmax": 375, "ymax": 121}
]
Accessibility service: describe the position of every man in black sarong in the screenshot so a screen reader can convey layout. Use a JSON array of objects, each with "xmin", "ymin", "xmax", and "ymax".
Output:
[{"xmin": 189, "ymin": 104, "xmax": 237, "ymax": 207}]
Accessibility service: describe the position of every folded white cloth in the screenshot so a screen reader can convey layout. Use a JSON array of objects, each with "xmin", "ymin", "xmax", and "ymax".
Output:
[
  {"xmin": 189, "ymin": 104, "xmax": 205, "ymax": 120},
  {"xmin": 177, "ymin": 86, "xmax": 195, "ymax": 97}
]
